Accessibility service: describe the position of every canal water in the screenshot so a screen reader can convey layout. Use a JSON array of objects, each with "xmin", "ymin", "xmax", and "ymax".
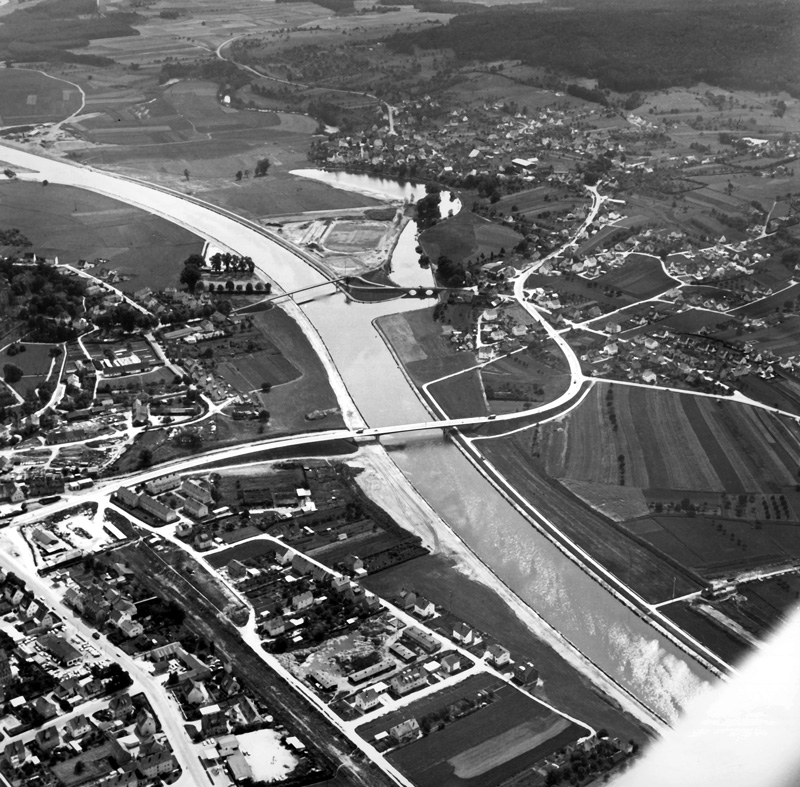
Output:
[{"xmin": 291, "ymin": 170, "xmax": 714, "ymax": 723}]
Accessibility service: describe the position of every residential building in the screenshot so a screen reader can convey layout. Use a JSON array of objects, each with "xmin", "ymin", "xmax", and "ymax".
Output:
[
  {"xmin": 348, "ymin": 658, "xmax": 395, "ymax": 685},
  {"xmin": 403, "ymin": 626, "xmax": 440, "ymax": 654},
  {"xmin": 440, "ymin": 653, "xmax": 463, "ymax": 675},
  {"xmin": 183, "ymin": 496, "xmax": 208, "ymax": 519},
  {"xmin": 390, "ymin": 666, "xmax": 428, "ymax": 697},
  {"xmin": 138, "ymin": 493, "xmax": 179, "ymax": 524},
  {"xmin": 485, "ymin": 643, "xmax": 511, "ymax": 666},
  {"xmin": 0, "ymin": 649, "xmax": 13, "ymax": 687},
  {"xmin": 354, "ymin": 687, "xmax": 384, "ymax": 711},
  {"xmin": 3, "ymin": 740, "xmax": 26, "ymax": 769},
  {"xmin": 137, "ymin": 750, "xmax": 178, "ymax": 779},
  {"xmin": 114, "ymin": 487, "xmax": 139, "ymax": 509},
  {"xmin": 34, "ymin": 726, "xmax": 60, "ymax": 753},
  {"xmin": 389, "ymin": 718, "xmax": 420, "ymax": 743},
  {"xmin": 413, "ymin": 596, "xmax": 436, "ymax": 618},
  {"xmin": 144, "ymin": 474, "xmax": 180, "ymax": 496},
  {"xmin": 513, "ymin": 661, "xmax": 540, "ymax": 685},
  {"xmin": 181, "ymin": 479, "xmax": 213, "ymax": 505},
  {"xmin": 65, "ymin": 714, "xmax": 91, "ymax": 739}
]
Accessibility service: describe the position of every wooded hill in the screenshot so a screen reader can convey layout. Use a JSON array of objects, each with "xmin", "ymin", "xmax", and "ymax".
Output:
[{"xmin": 387, "ymin": 0, "xmax": 800, "ymax": 96}]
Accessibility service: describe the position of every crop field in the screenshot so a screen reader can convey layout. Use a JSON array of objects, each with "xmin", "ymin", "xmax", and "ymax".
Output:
[
  {"xmin": 0, "ymin": 181, "xmax": 203, "ymax": 291},
  {"xmin": 386, "ymin": 684, "xmax": 587, "ymax": 787},
  {"xmin": 0, "ymin": 68, "xmax": 82, "ymax": 127},
  {"xmin": 535, "ymin": 383, "xmax": 800, "ymax": 499},
  {"xmin": 594, "ymin": 254, "xmax": 675, "ymax": 298},
  {"xmin": 73, "ymin": 80, "xmax": 287, "ymax": 146}
]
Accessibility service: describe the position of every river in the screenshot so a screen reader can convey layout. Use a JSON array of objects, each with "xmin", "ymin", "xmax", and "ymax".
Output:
[
  {"xmin": 0, "ymin": 150, "xmax": 713, "ymax": 722},
  {"xmin": 275, "ymin": 171, "xmax": 715, "ymax": 722}
]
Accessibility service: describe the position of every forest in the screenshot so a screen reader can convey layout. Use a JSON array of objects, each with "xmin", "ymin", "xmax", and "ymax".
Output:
[
  {"xmin": 0, "ymin": 0, "xmax": 138, "ymax": 64},
  {"xmin": 387, "ymin": 0, "xmax": 800, "ymax": 95}
]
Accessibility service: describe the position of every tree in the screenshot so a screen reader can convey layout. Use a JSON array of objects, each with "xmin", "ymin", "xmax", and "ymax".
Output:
[
  {"xmin": 180, "ymin": 261, "xmax": 203, "ymax": 294},
  {"xmin": 137, "ymin": 449, "xmax": 153, "ymax": 469},
  {"xmin": 258, "ymin": 409, "xmax": 270, "ymax": 422},
  {"xmin": 183, "ymin": 168, "xmax": 190, "ymax": 181},
  {"xmin": 254, "ymin": 158, "xmax": 271, "ymax": 177},
  {"xmin": 3, "ymin": 364, "xmax": 22, "ymax": 384},
  {"xmin": 235, "ymin": 170, "xmax": 243, "ymax": 181},
  {"xmin": 261, "ymin": 382, "xmax": 272, "ymax": 393}
]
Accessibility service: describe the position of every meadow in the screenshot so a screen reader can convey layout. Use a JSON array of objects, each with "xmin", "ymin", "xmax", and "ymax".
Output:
[
  {"xmin": 0, "ymin": 181, "xmax": 203, "ymax": 291},
  {"xmin": 386, "ymin": 684, "xmax": 587, "ymax": 787},
  {"xmin": 0, "ymin": 68, "xmax": 81, "ymax": 127}
]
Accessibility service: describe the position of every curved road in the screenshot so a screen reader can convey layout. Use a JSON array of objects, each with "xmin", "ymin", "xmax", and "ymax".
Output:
[{"xmin": 0, "ymin": 144, "xmax": 734, "ymax": 716}]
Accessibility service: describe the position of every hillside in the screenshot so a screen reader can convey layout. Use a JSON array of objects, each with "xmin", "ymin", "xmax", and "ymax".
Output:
[{"xmin": 386, "ymin": 0, "xmax": 800, "ymax": 95}]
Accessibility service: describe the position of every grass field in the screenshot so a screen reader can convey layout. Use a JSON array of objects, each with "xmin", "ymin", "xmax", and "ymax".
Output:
[
  {"xmin": 0, "ymin": 342, "xmax": 57, "ymax": 396},
  {"xmin": 623, "ymin": 515, "xmax": 800, "ymax": 576},
  {"xmin": 249, "ymin": 307, "xmax": 344, "ymax": 433},
  {"xmin": 420, "ymin": 211, "xmax": 522, "ymax": 268},
  {"xmin": 0, "ymin": 68, "xmax": 82, "ymax": 127},
  {"xmin": 427, "ymin": 369, "xmax": 488, "ymax": 419},
  {"xmin": 377, "ymin": 309, "xmax": 478, "ymax": 386},
  {"xmin": 386, "ymin": 684, "xmax": 587, "ymax": 787},
  {"xmin": 207, "ymin": 539, "xmax": 279, "ymax": 569},
  {"xmin": 480, "ymin": 346, "xmax": 571, "ymax": 413},
  {"xmin": 0, "ymin": 181, "xmax": 203, "ymax": 291},
  {"xmin": 595, "ymin": 254, "xmax": 675, "ymax": 298}
]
